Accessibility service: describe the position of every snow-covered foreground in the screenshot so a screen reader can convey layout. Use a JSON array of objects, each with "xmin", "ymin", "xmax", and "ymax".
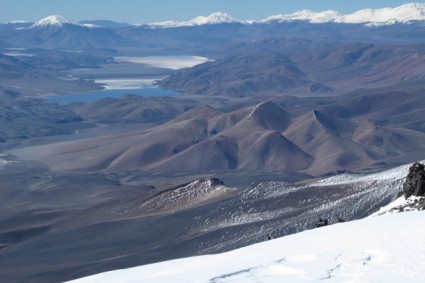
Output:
[{"xmin": 68, "ymin": 211, "xmax": 425, "ymax": 283}]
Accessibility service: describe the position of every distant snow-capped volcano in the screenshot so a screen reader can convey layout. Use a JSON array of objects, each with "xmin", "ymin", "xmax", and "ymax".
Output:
[
  {"xmin": 29, "ymin": 15, "xmax": 100, "ymax": 29},
  {"xmin": 31, "ymin": 15, "xmax": 71, "ymax": 28},
  {"xmin": 188, "ymin": 12, "xmax": 239, "ymax": 25},
  {"xmin": 149, "ymin": 12, "xmax": 240, "ymax": 27}
]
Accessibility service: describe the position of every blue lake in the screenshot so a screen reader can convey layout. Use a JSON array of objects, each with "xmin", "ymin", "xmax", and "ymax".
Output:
[{"xmin": 46, "ymin": 87, "xmax": 179, "ymax": 103}]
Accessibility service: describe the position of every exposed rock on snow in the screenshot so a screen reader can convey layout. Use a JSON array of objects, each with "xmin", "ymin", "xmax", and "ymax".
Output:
[
  {"xmin": 402, "ymin": 162, "xmax": 425, "ymax": 198},
  {"xmin": 314, "ymin": 217, "xmax": 328, "ymax": 228}
]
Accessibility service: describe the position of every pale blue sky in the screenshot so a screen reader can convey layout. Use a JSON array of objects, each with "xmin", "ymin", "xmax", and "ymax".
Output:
[{"xmin": 2, "ymin": 0, "xmax": 424, "ymax": 23}]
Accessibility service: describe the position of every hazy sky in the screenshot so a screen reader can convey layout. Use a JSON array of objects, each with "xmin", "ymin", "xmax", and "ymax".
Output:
[{"xmin": 2, "ymin": 0, "xmax": 423, "ymax": 23}]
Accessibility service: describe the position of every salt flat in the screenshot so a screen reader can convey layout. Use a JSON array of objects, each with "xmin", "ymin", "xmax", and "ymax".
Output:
[
  {"xmin": 114, "ymin": 56, "xmax": 209, "ymax": 70},
  {"xmin": 95, "ymin": 78, "xmax": 160, "ymax": 90}
]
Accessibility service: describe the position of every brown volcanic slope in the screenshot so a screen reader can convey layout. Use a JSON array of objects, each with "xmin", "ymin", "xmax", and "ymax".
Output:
[
  {"xmin": 160, "ymin": 51, "xmax": 332, "ymax": 96},
  {"xmin": 296, "ymin": 43, "xmax": 425, "ymax": 89},
  {"xmin": 282, "ymin": 90, "xmax": 425, "ymax": 175},
  {"xmin": 147, "ymin": 102, "xmax": 311, "ymax": 173},
  {"xmin": 11, "ymin": 101, "xmax": 312, "ymax": 174},
  {"xmin": 10, "ymin": 88, "xmax": 425, "ymax": 176}
]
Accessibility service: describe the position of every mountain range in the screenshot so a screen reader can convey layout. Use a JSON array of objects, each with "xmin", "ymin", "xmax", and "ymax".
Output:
[
  {"xmin": 8, "ymin": 3, "xmax": 425, "ymax": 28},
  {"xmin": 148, "ymin": 3, "xmax": 425, "ymax": 27},
  {"xmin": 2, "ymin": 3, "xmax": 425, "ymax": 51},
  {"xmin": 159, "ymin": 38, "xmax": 425, "ymax": 96},
  {"xmin": 1, "ymin": 3, "xmax": 425, "ymax": 283},
  {"xmin": 10, "ymin": 83, "xmax": 425, "ymax": 176}
]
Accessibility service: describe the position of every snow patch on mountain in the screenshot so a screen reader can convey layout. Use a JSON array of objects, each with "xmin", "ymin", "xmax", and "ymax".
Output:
[
  {"xmin": 81, "ymin": 23, "xmax": 101, "ymax": 28},
  {"xmin": 8, "ymin": 20, "xmax": 29, "ymax": 24}
]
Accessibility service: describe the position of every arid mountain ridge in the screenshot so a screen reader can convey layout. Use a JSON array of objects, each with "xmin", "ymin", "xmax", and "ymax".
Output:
[
  {"xmin": 11, "ymin": 86, "xmax": 425, "ymax": 176},
  {"xmin": 160, "ymin": 38, "xmax": 425, "ymax": 96}
]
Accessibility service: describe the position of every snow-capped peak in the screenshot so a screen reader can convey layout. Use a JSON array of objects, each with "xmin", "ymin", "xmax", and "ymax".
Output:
[
  {"xmin": 187, "ymin": 12, "xmax": 238, "ymax": 25},
  {"xmin": 149, "ymin": 12, "xmax": 239, "ymax": 28},
  {"xmin": 31, "ymin": 15, "xmax": 71, "ymax": 28}
]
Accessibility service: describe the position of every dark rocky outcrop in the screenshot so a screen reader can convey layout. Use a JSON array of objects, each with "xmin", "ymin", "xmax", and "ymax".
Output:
[
  {"xmin": 315, "ymin": 218, "xmax": 328, "ymax": 228},
  {"xmin": 402, "ymin": 162, "xmax": 425, "ymax": 198},
  {"xmin": 314, "ymin": 216, "xmax": 345, "ymax": 228},
  {"xmin": 209, "ymin": 178, "xmax": 225, "ymax": 186}
]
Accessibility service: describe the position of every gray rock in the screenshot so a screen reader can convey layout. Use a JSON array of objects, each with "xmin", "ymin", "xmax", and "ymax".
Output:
[{"xmin": 402, "ymin": 162, "xmax": 425, "ymax": 198}]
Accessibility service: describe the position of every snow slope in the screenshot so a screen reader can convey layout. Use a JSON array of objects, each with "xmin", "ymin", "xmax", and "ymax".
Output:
[{"xmin": 67, "ymin": 211, "xmax": 425, "ymax": 283}]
